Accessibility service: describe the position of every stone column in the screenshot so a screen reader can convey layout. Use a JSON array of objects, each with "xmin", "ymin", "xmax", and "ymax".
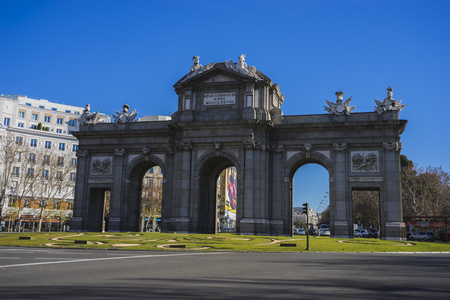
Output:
[
  {"xmin": 170, "ymin": 142, "xmax": 191, "ymax": 232},
  {"xmin": 71, "ymin": 149, "xmax": 89, "ymax": 231},
  {"xmin": 382, "ymin": 141, "xmax": 405, "ymax": 240},
  {"xmin": 332, "ymin": 143, "xmax": 351, "ymax": 238},
  {"xmin": 109, "ymin": 148, "xmax": 126, "ymax": 231},
  {"xmin": 253, "ymin": 141, "xmax": 269, "ymax": 234},
  {"xmin": 269, "ymin": 145, "xmax": 284, "ymax": 235},
  {"xmin": 240, "ymin": 140, "xmax": 255, "ymax": 234}
]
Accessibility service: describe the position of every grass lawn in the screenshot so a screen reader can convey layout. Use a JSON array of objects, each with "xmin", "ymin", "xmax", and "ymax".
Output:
[{"xmin": 1, "ymin": 232, "xmax": 449, "ymax": 252}]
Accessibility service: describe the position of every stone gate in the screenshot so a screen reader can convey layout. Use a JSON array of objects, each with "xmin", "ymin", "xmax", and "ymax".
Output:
[{"xmin": 71, "ymin": 55, "xmax": 407, "ymax": 239}]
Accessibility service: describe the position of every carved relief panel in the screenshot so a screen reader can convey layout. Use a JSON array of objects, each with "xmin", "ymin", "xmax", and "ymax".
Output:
[
  {"xmin": 351, "ymin": 151, "xmax": 379, "ymax": 172},
  {"xmin": 91, "ymin": 156, "xmax": 113, "ymax": 175}
]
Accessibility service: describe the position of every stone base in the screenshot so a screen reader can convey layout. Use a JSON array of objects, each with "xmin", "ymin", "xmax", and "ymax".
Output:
[
  {"xmin": 383, "ymin": 221, "xmax": 406, "ymax": 240},
  {"xmin": 162, "ymin": 217, "xmax": 190, "ymax": 233},
  {"xmin": 333, "ymin": 220, "xmax": 350, "ymax": 237},
  {"xmin": 270, "ymin": 220, "xmax": 284, "ymax": 235},
  {"xmin": 70, "ymin": 217, "xmax": 84, "ymax": 232},
  {"xmin": 107, "ymin": 217, "xmax": 122, "ymax": 231}
]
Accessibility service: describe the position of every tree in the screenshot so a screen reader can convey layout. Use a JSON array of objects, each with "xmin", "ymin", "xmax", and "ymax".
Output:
[
  {"xmin": 140, "ymin": 175, "xmax": 163, "ymax": 232},
  {"xmin": 31, "ymin": 151, "xmax": 76, "ymax": 232},
  {"xmin": 401, "ymin": 155, "xmax": 450, "ymax": 217},
  {"xmin": 352, "ymin": 190, "xmax": 380, "ymax": 229},
  {"xmin": 0, "ymin": 131, "xmax": 24, "ymax": 218}
]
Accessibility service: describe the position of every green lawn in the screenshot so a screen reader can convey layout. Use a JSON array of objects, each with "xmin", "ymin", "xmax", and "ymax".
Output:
[{"xmin": 1, "ymin": 232, "xmax": 449, "ymax": 252}]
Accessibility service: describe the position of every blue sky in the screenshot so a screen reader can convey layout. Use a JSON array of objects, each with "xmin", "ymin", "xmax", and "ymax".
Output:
[{"xmin": 1, "ymin": 0, "xmax": 449, "ymax": 212}]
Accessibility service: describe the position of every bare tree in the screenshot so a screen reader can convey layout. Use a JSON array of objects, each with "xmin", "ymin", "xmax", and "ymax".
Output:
[
  {"xmin": 140, "ymin": 177, "xmax": 162, "ymax": 231},
  {"xmin": 401, "ymin": 155, "xmax": 450, "ymax": 217},
  {"xmin": 31, "ymin": 151, "xmax": 76, "ymax": 232},
  {"xmin": 0, "ymin": 132, "xmax": 24, "ymax": 218}
]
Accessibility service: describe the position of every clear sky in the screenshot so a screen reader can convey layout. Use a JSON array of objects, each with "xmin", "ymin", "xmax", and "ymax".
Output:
[{"xmin": 1, "ymin": 0, "xmax": 449, "ymax": 213}]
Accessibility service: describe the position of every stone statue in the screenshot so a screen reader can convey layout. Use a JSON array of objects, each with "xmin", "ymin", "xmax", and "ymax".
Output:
[
  {"xmin": 224, "ymin": 54, "xmax": 260, "ymax": 79},
  {"xmin": 184, "ymin": 56, "xmax": 215, "ymax": 81},
  {"xmin": 324, "ymin": 91, "xmax": 356, "ymax": 115},
  {"xmin": 374, "ymin": 87, "xmax": 407, "ymax": 115},
  {"xmin": 190, "ymin": 56, "xmax": 202, "ymax": 72},
  {"xmin": 113, "ymin": 104, "xmax": 138, "ymax": 124},
  {"xmin": 78, "ymin": 104, "xmax": 101, "ymax": 126}
]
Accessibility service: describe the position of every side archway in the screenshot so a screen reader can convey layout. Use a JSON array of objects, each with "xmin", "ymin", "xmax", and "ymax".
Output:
[
  {"xmin": 285, "ymin": 151, "xmax": 334, "ymax": 235},
  {"xmin": 121, "ymin": 155, "xmax": 167, "ymax": 232}
]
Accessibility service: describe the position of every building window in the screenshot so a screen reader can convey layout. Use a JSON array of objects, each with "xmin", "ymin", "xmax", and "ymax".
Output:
[
  {"xmin": 75, "ymin": 111, "xmax": 80, "ymax": 115},
  {"xmin": 16, "ymin": 153, "xmax": 21, "ymax": 162},
  {"xmin": 43, "ymin": 170, "xmax": 49, "ymax": 180},
  {"xmin": 44, "ymin": 116, "xmax": 51, "ymax": 122},
  {"xmin": 56, "ymin": 129, "xmax": 62, "ymax": 133},
  {"xmin": 32, "ymin": 113, "xmax": 38, "ymax": 120},
  {"xmin": 58, "ymin": 157, "xmax": 64, "ymax": 166},
  {"xmin": 18, "ymin": 123, "xmax": 24, "ymax": 128},
  {"xmin": 66, "ymin": 110, "xmax": 71, "ymax": 113},
  {"xmin": 57, "ymin": 117, "xmax": 63, "ymax": 124},
  {"xmin": 52, "ymin": 108, "xmax": 57, "ymax": 111},
  {"xmin": 56, "ymin": 171, "xmax": 63, "ymax": 180},
  {"xmin": 30, "ymin": 139, "xmax": 37, "ymax": 147},
  {"xmin": 27, "ymin": 168, "xmax": 35, "ymax": 177},
  {"xmin": 30, "ymin": 125, "xmax": 37, "ymax": 129},
  {"xmin": 29, "ymin": 153, "xmax": 36, "ymax": 163},
  {"xmin": 15, "ymin": 136, "xmax": 23, "ymax": 145},
  {"xmin": 72, "ymin": 158, "xmax": 77, "ymax": 166},
  {"xmin": 59, "ymin": 143, "xmax": 65, "ymax": 151},
  {"xmin": 3, "ymin": 117, "xmax": 11, "ymax": 126},
  {"xmin": 39, "ymin": 105, "xmax": 45, "ymax": 109},
  {"xmin": 70, "ymin": 173, "xmax": 76, "ymax": 181},
  {"xmin": 45, "ymin": 141, "xmax": 52, "ymax": 149},
  {"xmin": 18, "ymin": 111, "xmax": 25, "ymax": 118},
  {"xmin": 12, "ymin": 167, "xmax": 20, "ymax": 176},
  {"xmin": 43, "ymin": 155, "xmax": 50, "ymax": 164},
  {"xmin": 68, "ymin": 119, "xmax": 76, "ymax": 126},
  {"xmin": 72, "ymin": 145, "xmax": 78, "ymax": 152}
]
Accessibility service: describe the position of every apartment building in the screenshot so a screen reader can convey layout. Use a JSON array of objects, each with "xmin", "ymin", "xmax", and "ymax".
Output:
[{"xmin": 0, "ymin": 94, "xmax": 109, "ymax": 231}]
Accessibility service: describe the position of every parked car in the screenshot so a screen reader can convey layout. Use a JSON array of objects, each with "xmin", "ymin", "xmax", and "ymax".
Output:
[
  {"xmin": 367, "ymin": 228, "xmax": 379, "ymax": 238},
  {"xmin": 317, "ymin": 228, "xmax": 330, "ymax": 236},
  {"xmin": 309, "ymin": 228, "xmax": 316, "ymax": 236},
  {"xmin": 353, "ymin": 229, "xmax": 369, "ymax": 238},
  {"xmin": 410, "ymin": 231, "xmax": 434, "ymax": 242},
  {"xmin": 294, "ymin": 228, "xmax": 306, "ymax": 235}
]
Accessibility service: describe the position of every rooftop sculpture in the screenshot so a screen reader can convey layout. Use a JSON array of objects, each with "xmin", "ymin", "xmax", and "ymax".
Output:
[
  {"xmin": 223, "ymin": 54, "xmax": 261, "ymax": 79},
  {"xmin": 78, "ymin": 104, "xmax": 101, "ymax": 126},
  {"xmin": 113, "ymin": 104, "xmax": 138, "ymax": 124},
  {"xmin": 324, "ymin": 91, "xmax": 356, "ymax": 115},
  {"xmin": 184, "ymin": 56, "xmax": 215, "ymax": 81},
  {"xmin": 374, "ymin": 87, "xmax": 407, "ymax": 115}
]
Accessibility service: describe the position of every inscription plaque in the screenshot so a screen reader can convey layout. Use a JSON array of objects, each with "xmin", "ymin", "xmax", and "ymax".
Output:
[{"xmin": 204, "ymin": 92, "xmax": 236, "ymax": 105}]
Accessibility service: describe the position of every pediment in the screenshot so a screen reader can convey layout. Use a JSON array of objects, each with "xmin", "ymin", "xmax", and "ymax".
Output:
[{"xmin": 174, "ymin": 63, "xmax": 268, "ymax": 88}]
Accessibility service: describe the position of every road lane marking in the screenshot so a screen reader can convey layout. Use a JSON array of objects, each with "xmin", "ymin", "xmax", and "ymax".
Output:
[{"xmin": 0, "ymin": 252, "xmax": 226, "ymax": 268}]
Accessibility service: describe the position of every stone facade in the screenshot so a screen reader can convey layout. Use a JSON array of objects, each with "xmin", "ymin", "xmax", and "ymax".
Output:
[{"xmin": 71, "ymin": 56, "xmax": 407, "ymax": 240}]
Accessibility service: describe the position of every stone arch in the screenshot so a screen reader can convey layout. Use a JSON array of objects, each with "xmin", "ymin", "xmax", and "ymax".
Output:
[
  {"xmin": 284, "ymin": 150, "xmax": 334, "ymax": 235},
  {"xmin": 191, "ymin": 150, "xmax": 241, "ymax": 233},
  {"xmin": 122, "ymin": 154, "xmax": 167, "ymax": 232},
  {"xmin": 286, "ymin": 151, "xmax": 333, "ymax": 180}
]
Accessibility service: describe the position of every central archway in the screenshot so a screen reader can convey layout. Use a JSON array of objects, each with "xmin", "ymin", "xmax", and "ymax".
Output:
[{"xmin": 193, "ymin": 152, "xmax": 241, "ymax": 234}]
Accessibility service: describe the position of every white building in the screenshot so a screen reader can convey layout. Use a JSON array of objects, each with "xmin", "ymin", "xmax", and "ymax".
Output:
[{"xmin": 0, "ymin": 94, "xmax": 109, "ymax": 230}]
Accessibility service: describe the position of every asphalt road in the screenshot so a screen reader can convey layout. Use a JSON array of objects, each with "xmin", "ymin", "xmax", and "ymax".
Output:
[{"xmin": 1, "ymin": 246, "xmax": 449, "ymax": 299}]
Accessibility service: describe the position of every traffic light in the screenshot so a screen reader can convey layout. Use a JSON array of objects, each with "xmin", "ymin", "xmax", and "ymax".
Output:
[{"xmin": 302, "ymin": 203, "xmax": 308, "ymax": 214}]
